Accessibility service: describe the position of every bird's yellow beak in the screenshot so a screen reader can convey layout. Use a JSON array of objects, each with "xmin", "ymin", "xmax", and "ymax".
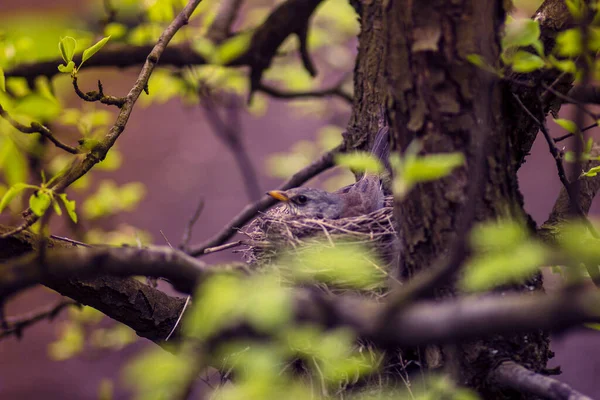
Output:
[{"xmin": 267, "ymin": 190, "xmax": 289, "ymax": 202}]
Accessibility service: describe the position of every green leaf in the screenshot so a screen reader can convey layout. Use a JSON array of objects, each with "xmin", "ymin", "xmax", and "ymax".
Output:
[
  {"xmin": 582, "ymin": 165, "xmax": 600, "ymax": 177},
  {"xmin": 51, "ymin": 198, "xmax": 63, "ymax": 216},
  {"xmin": 0, "ymin": 67, "xmax": 5, "ymax": 92},
  {"xmin": 58, "ymin": 60, "xmax": 75, "ymax": 74},
  {"xmin": 553, "ymin": 118, "xmax": 579, "ymax": 134},
  {"xmin": 279, "ymin": 242, "xmax": 387, "ymax": 290},
  {"xmin": 104, "ymin": 23, "xmax": 127, "ymax": 40},
  {"xmin": 48, "ymin": 322, "xmax": 85, "ymax": 361},
  {"xmin": 565, "ymin": 0, "xmax": 583, "ymax": 19},
  {"xmin": 0, "ymin": 183, "xmax": 32, "ymax": 213},
  {"xmin": 58, "ymin": 36, "xmax": 77, "ymax": 63},
  {"xmin": 555, "ymin": 29, "xmax": 582, "ymax": 57},
  {"xmin": 548, "ymin": 55, "xmax": 576, "ymax": 74},
  {"xmin": 502, "ymin": 18, "xmax": 541, "ymax": 50},
  {"xmin": 403, "ymin": 152, "xmax": 465, "ymax": 184},
  {"xmin": 58, "ymin": 193, "xmax": 77, "ymax": 223},
  {"xmin": 214, "ymin": 32, "xmax": 252, "ymax": 65},
  {"xmin": 470, "ymin": 220, "xmax": 529, "ymax": 252},
  {"xmin": 0, "ymin": 138, "xmax": 29, "ymax": 186},
  {"xmin": 191, "ymin": 36, "xmax": 217, "ymax": 62},
  {"xmin": 466, "ymin": 54, "xmax": 486, "ymax": 67},
  {"xmin": 80, "ymin": 36, "xmax": 111, "ymax": 68},
  {"xmin": 461, "ymin": 241, "xmax": 546, "ymax": 292},
  {"xmin": 29, "ymin": 191, "xmax": 52, "ymax": 217},
  {"xmin": 510, "ymin": 51, "xmax": 545, "ymax": 73},
  {"xmin": 335, "ymin": 152, "xmax": 383, "ymax": 174},
  {"xmin": 184, "ymin": 274, "xmax": 244, "ymax": 340}
]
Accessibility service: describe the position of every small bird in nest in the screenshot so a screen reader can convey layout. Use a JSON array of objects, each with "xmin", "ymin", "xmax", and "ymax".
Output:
[{"xmin": 267, "ymin": 116, "xmax": 390, "ymax": 219}]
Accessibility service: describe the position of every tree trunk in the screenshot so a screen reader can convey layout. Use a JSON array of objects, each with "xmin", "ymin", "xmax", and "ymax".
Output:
[{"xmin": 346, "ymin": 1, "xmax": 552, "ymax": 397}]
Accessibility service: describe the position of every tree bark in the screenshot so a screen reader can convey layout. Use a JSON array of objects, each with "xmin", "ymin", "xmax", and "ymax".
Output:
[{"xmin": 345, "ymin": 1, "xmax": 557, "ymax": 397}]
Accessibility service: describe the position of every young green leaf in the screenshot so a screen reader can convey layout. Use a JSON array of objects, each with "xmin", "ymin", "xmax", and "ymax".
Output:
[
  {"xmin": 403, "ymin": 152, "xmax": 465, "ymax": 183},
  {"xmin": 582, "ymin": 165, "xmax": 600, "ymax": 177},
  {"xmin": 0, "ymin": 67, "xmax": 5, "ymax": 92},
  {"xmin": 565, "ymin": 0, "xmax": 583, "ymax": 19},
  {"xmin": 80, "ymin": 36, "xmax": 111, "ymax": 68},
  {"xmin": 29, "ymin": 191, "xmax": 52, "ymax": 217},
  {"xmin": 52, "ymin": 198, "xmax": 63, "ymax": 216},
  {"xmin": 58, "ymin": 60, "xmax": 76, "ymax": 74},
  {"xmin": 555, "ymin": 29, "xmax": 582, "ymax": 57},
  {"xmin": 0, "ymin": 183, "xmax": 34, "ymax": 213},
  {"xmin": 335, "ymin": 152, "xmax": 383, "ymax": 174},
  {"xmin": 214, "ymin": 32, "xmax": 252, "ymax": 65},
  {"xmin": 460, "ymin": 241, "xmax": 546, "ymax": 292},
  {"xmin": 510, "ymin": 51, "xmax": 545, "ymax": 73},
  {"xmin": 553, "ymin": 118, "xmax": 578, "ymax": 134},
  {"xmin": 58, "ymin": 36, "xmax": 77, "ymax": 63},
  {"xmin": 548, "ymin": 56, "xmax": 576, "ymax": 74},
  {"xmin": 59, "ymin": 193, "xmax": 78, "ymax": 223},
  {"xmin": 502, "ymin": 18, "xmax": 541, "ymax": 50}
]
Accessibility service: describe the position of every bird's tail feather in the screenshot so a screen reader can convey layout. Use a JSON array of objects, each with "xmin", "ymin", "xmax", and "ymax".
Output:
[{"xmin": 370, "ymin": 108, "xmax": 390, "ymax": 170}]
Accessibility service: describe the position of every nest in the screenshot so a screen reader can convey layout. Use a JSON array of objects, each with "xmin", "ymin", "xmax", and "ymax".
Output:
[
  {"xmin": 243, "ymin": 196, "xmax": 398, "ymax": 280},
  {"xmin": 243, "ymin": 196, "xmax": 415, "ymax": 392}
]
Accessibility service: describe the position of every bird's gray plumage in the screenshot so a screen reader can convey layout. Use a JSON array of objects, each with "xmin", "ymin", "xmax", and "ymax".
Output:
[{"xmin": 268, "ymin": 111, "xmax": 390, "ymax": 219}]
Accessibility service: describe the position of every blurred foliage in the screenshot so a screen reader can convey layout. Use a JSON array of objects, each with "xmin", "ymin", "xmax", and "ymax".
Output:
[
  {"xmin": 461, "ymin": 219, "xmax": 547, "ymax": 292},
  {"xmin": 48, "ymin": 305, "xmax": 137, "ymax": 361},
  {"xmin": 276, "ymin": 241, "xmax": 387, "ymax": 290},
  {"xmin": 390, "ymin": 141, "xmax": 464, "ymax": 199},
  {"xmin": 4, "ymin": 0, "xmax": 594, "ymax": 399},
  {"xmin": 267, "ymin": 125, "xmax": 355, "ymax": 191}
]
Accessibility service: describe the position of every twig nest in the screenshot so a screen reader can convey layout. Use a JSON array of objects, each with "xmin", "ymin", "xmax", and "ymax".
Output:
[{"xmin": 244, "ymin": 196, "xmax": 398, "ymax": 274}]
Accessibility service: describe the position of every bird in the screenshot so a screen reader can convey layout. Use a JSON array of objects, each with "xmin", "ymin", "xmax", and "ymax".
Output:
[{"xmin": 267, "ymin": 116, "xmax": 390, "ymax": 219}]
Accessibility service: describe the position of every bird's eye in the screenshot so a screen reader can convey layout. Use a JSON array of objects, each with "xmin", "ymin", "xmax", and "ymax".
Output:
[{"xmin": 295, "ymin": 195, "xmax": 308, "ymax": 205}]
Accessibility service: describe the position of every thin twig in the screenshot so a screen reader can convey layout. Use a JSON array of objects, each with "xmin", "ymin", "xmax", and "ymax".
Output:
[
  {"xmin": 202, "ymin": 240, "xmax": 244, "ymax": 254},
  {"xmin": 72, "ymin": 77, "xmax": 126, "ymax": 108},
  {"xmin": 256, "ymin": 80, "xmax": 353, "ymax": 104},
  {"xmin": 542, "ymin": 83, "xmax": 598, "ymax": 120},
  {"xmin": 513, "ymin": 93, "xmax": 599, "ymax": 238},
  {"xmin": 163, "ymin": 230, "xmax": 192, "ymax": 342},
  {"xmin": 0, "ymin": 0, "xmax": 204, "ymax": 239},
  {"xmin": 0, "ymin": 104, "xmax": 80, "ymax": 154},
  {"xmin": 180, "ymin": 198, "xmax": 204, "ymax": 251},
  {"xmin": 205, "ymin": 0, "xmax": 244, "ymax": 43},
  {"xmin": 202, "ymin": 95, "xmax": 262, "ymax": 202},
  {"xmin": 49, "ymin": 234, "xmax": 92, "ymax": 248},
  {"xmin": 0, "ymin": 299, "xmax": 79, "ymax": 340},
  {"xmin": 554, "ymin": 121, "xmax": 599, "ymax": 142},
  {"xmin": 491, "ymin": 361, "xmax": 593, "ymax": 400},
  {"xmin": 189, "ymin": 143, "xmax": 343, "ymax": 256}
]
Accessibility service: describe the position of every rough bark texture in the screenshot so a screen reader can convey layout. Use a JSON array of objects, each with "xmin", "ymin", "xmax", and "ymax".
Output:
[
  {"xmin": 0, "ymin": 227, "xmax": 185, "ymax": 344},
  {"xmin": 345, "ymin": 1, "xmax": 553, "ymax": 398}
]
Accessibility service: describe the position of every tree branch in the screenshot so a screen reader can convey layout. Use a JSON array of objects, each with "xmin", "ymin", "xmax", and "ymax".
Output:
[
  {"xmin": 3, "ymin": 230, "xmax": 600, "ymax": 350},
  {"xmin": 538, "ymin": 141, "xmax": 600, "ymax": 279},
  {"xmin": 0, "ymin": 245, "xmax": 209, "ymax": 301},
  {"xmin": 1, "ymin": 0, "xmax": 204, "ymax": 239},
  {"xmin": 491, "ymin": 361, "xmax": 593, "ymax": 400},
  {"xmin": 72, "ymin": 77, "xmax": 126, "ymax": 108},
  {"xmin": 205, "ymin": 0, "xmax": 244, "ymax": 43},
  {"xmin": 188, "ymin": 144, "xmax": 343, "ymax": 256},
  {"xmin": 256, "ymin": 81, "xmax": 353, "ymax": 104},
  {"xmin": 202, "ymin": 95, "xmax": 262, "ymax": 202},
  {"xmin": 0, "ymin": 299, "xmax": 78, "ymax": 340},
  {"xmin": 0, "ymin": 104, "xmax": 80, "ymax": 154},
  {"xmin": 513, "ymin": 93, "xmax": 599, "ymax": 238}
]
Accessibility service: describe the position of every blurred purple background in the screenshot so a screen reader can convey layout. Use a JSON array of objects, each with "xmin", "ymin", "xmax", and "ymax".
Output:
[{"xmin": 1, "ymin": 0, "xmax": 599, "ymax": 398}]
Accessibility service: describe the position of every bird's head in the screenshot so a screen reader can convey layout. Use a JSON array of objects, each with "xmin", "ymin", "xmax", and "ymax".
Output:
[{"xmin": 267, "ymin": 188, "xmax": 343, "ymax": 219}]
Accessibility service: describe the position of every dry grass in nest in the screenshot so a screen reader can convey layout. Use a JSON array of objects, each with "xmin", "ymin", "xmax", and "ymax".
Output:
[
  {"xmin": 243, "ymin": 196, "xmax": 415, "ymax": 392},
  {"xmin": 243, "ymin": 196, "xmax": 398, "ymax": 278}
]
